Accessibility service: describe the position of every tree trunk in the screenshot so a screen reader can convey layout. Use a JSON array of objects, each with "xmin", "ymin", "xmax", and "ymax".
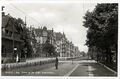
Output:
[{"xmin": 105, "ymin": 48, "xmax": 111, "ymax": 63}]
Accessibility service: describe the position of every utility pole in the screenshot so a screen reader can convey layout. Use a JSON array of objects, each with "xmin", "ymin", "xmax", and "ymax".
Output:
[
  {"xmin": 25, "ymin": 16, "xmax": 27, "ymax": 26},
  {"xmin": 12, "ymin": 17, "xmax": 15, "ymax": 62},
  {"xmin": 24, "ymin": 16, "xmax": 27, "ymax": 60}
]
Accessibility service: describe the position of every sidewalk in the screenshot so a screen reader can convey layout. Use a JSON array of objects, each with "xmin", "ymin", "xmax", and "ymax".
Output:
[
  {"xmin": 26, "ymin": 57, "xmax": 74, "ymax": 62},
  {"xmin": 2, "ymin": 61, "xmax": 77, "ymax": 76},
  {"xmin": 26, "ymin": 57, "xmax": 55, "ymax": 62},
  {"xmin": 1, "ymin": 57, "xmax": 74, "ymax": 70},
  {"xmin": 26, "ymin": 62, "xmax": 78, "ymax": 76}
]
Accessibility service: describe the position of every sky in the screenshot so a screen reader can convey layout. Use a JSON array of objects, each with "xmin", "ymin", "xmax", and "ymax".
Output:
[{"xmin": 3, "ymin": 2, "xmax": 97, "ymax": 53}]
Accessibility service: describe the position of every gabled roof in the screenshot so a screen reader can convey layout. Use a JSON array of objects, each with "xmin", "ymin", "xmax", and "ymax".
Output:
[
  {"xmin": 48, "ymin": 30, "xmax": 53, "ymax": 36},
  {"xmin": 2, "ymin": 15, "xmax": 18, "ymax": 32},
  {"xmin": 55, "ymin": 32, "xmax": 63, "ymax": 41},
  {"xmin": 2, "ymin": 15, "xmax": 10, "ymax": 28},
  {"xmin": 34, "ymin": 28, "xmax": 43, "ymax": 36},
  {"xmin": 14, "ymin": 18, "xmax": 24, "ymax": 33},
  {"xmin": 2, "ymin": 14, "xmax": 24, "ymax": 33}
]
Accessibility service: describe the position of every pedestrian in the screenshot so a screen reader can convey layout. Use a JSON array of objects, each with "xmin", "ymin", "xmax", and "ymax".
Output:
[
  {"xmin": 55, "ymin": 57, "xmax": 58, "ymax": 69},
  {"xmin": 16, "ymin": 54, "xmax": 19, "ymax": 63}
]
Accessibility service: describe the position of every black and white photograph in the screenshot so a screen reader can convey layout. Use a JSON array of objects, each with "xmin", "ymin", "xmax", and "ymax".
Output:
[{"xmin": 0, "ymin": 0, "xmax": 119, "ymax": 78}]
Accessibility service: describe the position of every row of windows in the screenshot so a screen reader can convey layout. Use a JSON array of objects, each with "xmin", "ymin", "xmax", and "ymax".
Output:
[{"xmin": 2, "ymin": 29, "xmax": 13, "ymax": 37}]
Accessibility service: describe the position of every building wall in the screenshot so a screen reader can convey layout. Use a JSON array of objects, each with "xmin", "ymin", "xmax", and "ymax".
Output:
[
  {"xmin": 33, "ymin": 27, "xmax": 57, "ymax": 57},
  {"xmin": 2, "ymin": 14, "xmax": 24, "ymax": 63}
]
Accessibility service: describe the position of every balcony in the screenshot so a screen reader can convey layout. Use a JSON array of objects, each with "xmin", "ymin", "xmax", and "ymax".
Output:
[{"xmin": 2, "ymin": 31, "xmax": 23, "ymax": 42}]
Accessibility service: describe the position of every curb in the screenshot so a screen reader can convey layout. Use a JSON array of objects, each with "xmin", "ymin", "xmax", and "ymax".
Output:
[{"xmin": 98, "ymin": 62, "xmax": 117, "ymax": 75}]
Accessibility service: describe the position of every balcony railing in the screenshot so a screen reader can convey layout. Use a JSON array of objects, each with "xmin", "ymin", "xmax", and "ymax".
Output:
[{"xmin": 2, "ymin": 31, "xmax": 23, "ymax": 42}]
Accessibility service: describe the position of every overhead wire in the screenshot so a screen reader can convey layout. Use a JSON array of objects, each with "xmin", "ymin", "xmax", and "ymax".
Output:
[{"xmin": 8, "ymin": 3, "xmax": 41, "ymax": 26}]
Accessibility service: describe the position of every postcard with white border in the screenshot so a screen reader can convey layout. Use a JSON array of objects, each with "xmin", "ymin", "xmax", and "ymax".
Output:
[{"xmin": 0, "ymin": 0, "xmax": 119, "ymax": 79}]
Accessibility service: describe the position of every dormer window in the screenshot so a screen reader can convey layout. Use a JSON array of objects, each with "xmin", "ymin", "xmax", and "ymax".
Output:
[
  {"xmin": 9, "ymin": 31, "xmax": 12, "ymax": 37},
  {"xmin": 5, "ymin": 30, "xmax": 8, "ymax": 35}
]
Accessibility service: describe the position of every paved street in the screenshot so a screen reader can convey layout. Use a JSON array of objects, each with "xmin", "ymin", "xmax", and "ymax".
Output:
[{"xmin": 2, "ymin": 57, "xmax": 117, "ymax": 76}]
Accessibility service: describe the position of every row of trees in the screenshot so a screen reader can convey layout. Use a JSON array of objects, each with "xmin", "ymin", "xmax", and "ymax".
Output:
[
  {"xmin": 83, "ymin": 4, "xmax": 118, "ymax": 65},
  {"xmin": 43, "ymin": 37, "xmax": 56, "ymax": 57},
  {"xmin": 15, "ymin": 18, "xmax": 34, "ymax": 58}
]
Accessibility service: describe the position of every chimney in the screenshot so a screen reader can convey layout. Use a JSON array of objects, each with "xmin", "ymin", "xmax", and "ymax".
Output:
[
  {"xmin": 2, "ymin": 6, "xmax": 5, "ymax": 16},
  {"xmin": 52, "ymin": 28, "xmax": 54, "ymax": 32},
  {"xmin": 2, "ymin": 12, "xmax": 5, "ymax": 16}
]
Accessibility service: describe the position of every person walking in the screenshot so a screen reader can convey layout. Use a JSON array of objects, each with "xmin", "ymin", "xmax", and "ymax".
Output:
[
  {"xmin": 16, "ymin": 54, "xmax": 19, "ymax": 63},
  {"xmin": 55, "ymin": 57, "xmax": 58, "ymax": 69}
]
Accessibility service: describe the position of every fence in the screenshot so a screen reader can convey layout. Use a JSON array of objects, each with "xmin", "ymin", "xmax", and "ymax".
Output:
[{"xmin": 2, "ymin": 57, "xmax": 75, "ymax": 70}]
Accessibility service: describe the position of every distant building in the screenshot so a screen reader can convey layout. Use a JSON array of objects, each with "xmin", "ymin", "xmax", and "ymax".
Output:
[
  {"xmin": 55, "ymin": 32, "xmax": 81, "ymax": 57},
  {"xmin": 31, "ymin": 26, "xmax": 81, "ymax": 58},
  {"xmin": 65, "ymin": 40, "xmax": 71, "ymax": 57},
  {"xmin": 74, "ymin": 46, "xmax": 80, "ymax": 57},
  {"xmin": 61, "ymin": 32, "xmax": 67, "ymax": 57},
  {"xmin": 55, "ymin": 32, "xmax": 63, "ymax": 57},
  {"xmin": 69, "ymin": 42, "xmax": 74, "ymax": 57},
  {"xmin": 33, "ymin": 26, "xmax": 56, "ymax": 57}
]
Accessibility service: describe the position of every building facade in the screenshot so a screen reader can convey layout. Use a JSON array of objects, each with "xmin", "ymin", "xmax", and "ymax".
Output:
[
  {"xmin": 2, "ymin": 13, "xmax": 24, "ymax": 63},
  {"xmin": 32, "ymin": 26, "xmax": 56, "ymax": 57}
]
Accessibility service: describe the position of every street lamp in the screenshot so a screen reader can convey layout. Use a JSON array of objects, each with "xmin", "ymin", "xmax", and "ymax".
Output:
[
  {"xmin": 14, "ymin": 47, "xmax": 18, "ymax": 63},
  {"xmin": 24, "ymin": 48, "xmax": 27, "ymax": 62},
  {"xmin": 14, "ymin": 47, "xmax": 17, "ymax": 51}
]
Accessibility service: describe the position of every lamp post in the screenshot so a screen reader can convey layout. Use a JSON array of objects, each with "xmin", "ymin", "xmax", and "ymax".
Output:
[
  {"xmin": 24, "ymin": 48, "xmax": 27, "ymax": 62},
  {"xmin": 14, "ymin": 47, "xmax": 18, "ymax": 63},
  {"xmin": 12, "ymin": 17, "xmax": 15, "ymax": 62}
]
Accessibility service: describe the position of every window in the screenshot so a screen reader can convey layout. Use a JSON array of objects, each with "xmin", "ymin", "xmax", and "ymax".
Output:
[
  {"xmin": 2, "ymin": 45, "xmax": 6, "ymax": 57},
  {"xmin": 9, "ymin": 31, "xmax": 12, "ymax": 37},
  {"xmin": 5, "ymin": 30, "xmax": 8, "ymax": 35},
  {"xmin": 42, "ymin": 31, "xmax": 47, "ymax": 37}
]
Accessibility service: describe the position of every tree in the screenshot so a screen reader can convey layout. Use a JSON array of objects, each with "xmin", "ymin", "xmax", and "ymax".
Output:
[
  {"xmin": 21, "ymin": 26, "xmax": 33, "ymax": 58},
  {"xmin": 43, "ymin": 37, "xmax": 56, "ymax": 57},
  {"xmin": 83, "ymin": 4, "xmax": 118, "ymax": 63}
]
